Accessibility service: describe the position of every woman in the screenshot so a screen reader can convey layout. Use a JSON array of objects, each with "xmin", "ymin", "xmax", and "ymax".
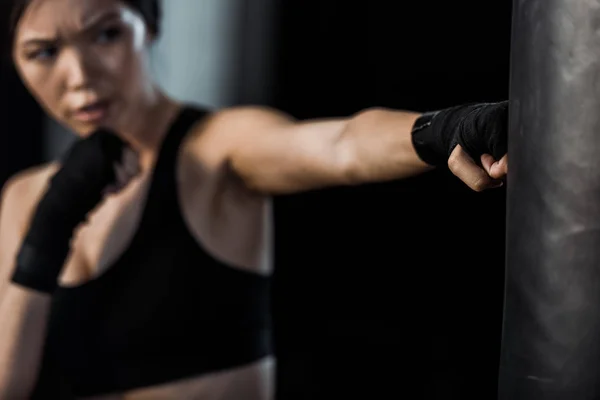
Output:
[{"xmin": 0, "ymin": 0, "xmax": 508, "ymax": 398}]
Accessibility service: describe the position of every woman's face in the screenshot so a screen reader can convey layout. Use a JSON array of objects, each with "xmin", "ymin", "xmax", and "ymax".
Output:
[{"xmin": 12, "ymin": 0, "xmax": 153, "ymax": 136}]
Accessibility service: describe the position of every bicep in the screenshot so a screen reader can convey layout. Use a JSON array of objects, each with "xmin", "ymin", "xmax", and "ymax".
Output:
[{"xmin": 223, "ymin": 107, "xmax": 352, "ymax": 193}]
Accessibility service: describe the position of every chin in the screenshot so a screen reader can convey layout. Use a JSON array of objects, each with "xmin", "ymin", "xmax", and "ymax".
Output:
[{"xmin": 68, "ymin": 121, "xmax": 99, "ymax": 138}]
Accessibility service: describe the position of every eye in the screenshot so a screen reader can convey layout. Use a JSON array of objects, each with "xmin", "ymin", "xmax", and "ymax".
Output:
[
  {"xmin": 26, "ymin": 46, "xmax": 58, "ymax": 61},
  {"xmin": 96, "ymin": 26, "xmax": 122, "ymax": 44}
]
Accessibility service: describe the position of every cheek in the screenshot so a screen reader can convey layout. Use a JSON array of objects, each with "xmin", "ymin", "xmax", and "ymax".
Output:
[
  {"xmin": 17, "ymin": 63, "xmax": 63, "ymax": 117},
  {"xmin": 104, "ymin": 39, "xmax": 148, "ymax": 95}
]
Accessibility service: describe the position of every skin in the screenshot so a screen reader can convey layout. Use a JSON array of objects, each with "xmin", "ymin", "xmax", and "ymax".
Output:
[{"xmin": 0, "ymin": 0, "xmax": 507, "ymax": 398}]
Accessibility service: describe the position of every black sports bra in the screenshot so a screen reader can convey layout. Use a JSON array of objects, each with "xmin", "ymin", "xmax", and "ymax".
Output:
[{"xmin": 32, "ymin": 106, "xmax": 272, "ymax": 398}]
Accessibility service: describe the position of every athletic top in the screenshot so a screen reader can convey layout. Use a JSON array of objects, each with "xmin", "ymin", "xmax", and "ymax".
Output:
[{"xmin": 31, "ymin": 106, "xmax": 273, "ymax": 398}]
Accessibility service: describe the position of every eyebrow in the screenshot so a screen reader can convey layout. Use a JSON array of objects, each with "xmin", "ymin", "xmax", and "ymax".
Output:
[
  {"xmin": 19, "ymin": 10, "xmax": 122, "ymax": 48},
  {"xmin": 81, "ymin": 9, "xmax": 122, "ymax": 31}
]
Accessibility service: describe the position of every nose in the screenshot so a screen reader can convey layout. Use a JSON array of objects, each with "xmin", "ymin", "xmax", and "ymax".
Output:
[{"xmin": 58, "ymin": 46, "xmax": 99, "ymax": 92}]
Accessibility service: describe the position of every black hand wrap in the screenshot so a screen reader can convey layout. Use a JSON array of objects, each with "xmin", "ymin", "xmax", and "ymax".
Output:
[
  {"xmin": 11, "ymin": 130, "xmax": 127, "ymax": 294},
  {"xmin": 410, "ymin": 101, "xmax": 508, "ymax": 166}
]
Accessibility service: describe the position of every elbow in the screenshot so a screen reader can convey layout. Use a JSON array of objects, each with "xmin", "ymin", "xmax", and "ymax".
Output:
[
  {"xmin": 336, "ymin": 107, "xmax": 388, "ymax": 185},
  {"xmin": 335, "ymin": 142, "xmax": 362, "ymax": 186}
]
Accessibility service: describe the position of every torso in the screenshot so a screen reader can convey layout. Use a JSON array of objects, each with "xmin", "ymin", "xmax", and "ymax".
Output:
[{"xmin": 20, "ymin": 108, "xmax": 274, "ymax": 400}]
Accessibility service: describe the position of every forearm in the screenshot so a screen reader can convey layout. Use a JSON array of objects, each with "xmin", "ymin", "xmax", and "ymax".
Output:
[
  {"xmin": 0, "ymin": 285, "xmax": 51, "ymax": 397},
  {"xmin": 340, "ymin": 107, "xmax": 433, "ymax": 184}
]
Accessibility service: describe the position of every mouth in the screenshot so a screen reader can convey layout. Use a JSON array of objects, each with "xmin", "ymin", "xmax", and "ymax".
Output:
[{"xmin": 72, "ymin": 100, "xmax": 110, "ymax": 123}]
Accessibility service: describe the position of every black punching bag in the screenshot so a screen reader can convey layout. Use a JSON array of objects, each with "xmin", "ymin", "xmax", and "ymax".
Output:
[{"xmin": 498, "ymin": 0, "xmax": 600, "ymax": 399}]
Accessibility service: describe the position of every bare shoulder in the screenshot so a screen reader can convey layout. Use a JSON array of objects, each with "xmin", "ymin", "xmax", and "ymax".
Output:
[
  {"xmin": 182, "ymin": 105, "xmax": 294, "ymax": 170},
  {"xmin": 214, "ymin": 105, "xmax": 293, "ymax": 125},
  {"xmin": 185, "ymin": 106, "xmax": 295, "ymax": 155},
  {"xmin": 1, "ymin": 163, "xmax": 59, "ymax": 210},
  {"xmin": 208, "ymin": 105, "xmax": 295, "ymax": 129},
  {"xmin": 179, "ymin": 106, "xmax": 295, "ymax": 194},
  {"xmin": 0, "ymin": 163, "xmax": 59, "ymax": 237}
]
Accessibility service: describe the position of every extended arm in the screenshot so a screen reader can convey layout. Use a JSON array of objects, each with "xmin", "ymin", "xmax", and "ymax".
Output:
[
  {"xmin": 223, "ymin": 106, "xmax": 430, "ymax": 193},
  {"xmin": 211, "ymin": 101, "xmax": 508, "ymax": 194}
]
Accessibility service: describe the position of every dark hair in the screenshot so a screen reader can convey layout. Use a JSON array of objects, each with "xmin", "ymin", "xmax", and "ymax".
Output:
[{"xmin": 7, "ymin": 0, "xmax": 161, "ymax": 50}]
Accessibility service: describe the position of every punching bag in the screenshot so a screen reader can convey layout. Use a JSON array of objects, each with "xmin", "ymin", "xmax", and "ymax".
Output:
[{"xmin": 498, "ymin": 0, "xmax": 600, "ymax": 399}]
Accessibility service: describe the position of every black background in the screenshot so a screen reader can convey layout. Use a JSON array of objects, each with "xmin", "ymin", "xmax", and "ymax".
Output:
[{"xmin": 269, "ymin": 1, "xmax": 511, "ymax": 399}]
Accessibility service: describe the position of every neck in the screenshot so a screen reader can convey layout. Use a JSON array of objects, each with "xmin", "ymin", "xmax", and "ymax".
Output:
[{"xmin": 116, "ymin": 88, "xmax": 182, "ymax": 169}]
